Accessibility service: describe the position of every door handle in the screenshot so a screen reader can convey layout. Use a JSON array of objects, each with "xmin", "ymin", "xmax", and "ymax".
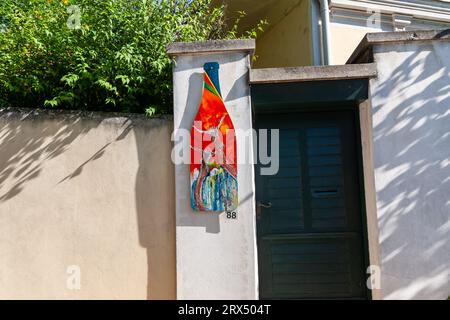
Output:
[
  {"xmin": 256, "ymin": 201, "xmax": 272, "ymax": 219},
  {"xmin": 258, "ymin": 201, "xmax": 272, "ymax": 208}
]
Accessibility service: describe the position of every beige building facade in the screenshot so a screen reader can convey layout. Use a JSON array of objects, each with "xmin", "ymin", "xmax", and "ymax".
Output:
[{"xmin": 218, "ymin": 0, "xmax": 450, "ymax": 66}]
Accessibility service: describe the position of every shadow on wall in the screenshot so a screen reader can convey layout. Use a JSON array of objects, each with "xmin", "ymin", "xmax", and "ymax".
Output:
[
  {"xmin": 371, "ymin": 42, "xmax": 450, "ymax": 299},
  {"xmin": 0, "ymin": 109, "xmax": 176, "ymax": 299},
  {"xmin": 0, "ymin": 109, "xmax": 97, "ymax": 202},
  {"xmin": 132, "ymin": 117, "xmax": 176, "ymax": 300}
]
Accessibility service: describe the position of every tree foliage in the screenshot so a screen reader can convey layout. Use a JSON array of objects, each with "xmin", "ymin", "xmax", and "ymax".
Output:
[{"xmin": 0, "ymin": 0, "xmax": 266, "ymax": 115}]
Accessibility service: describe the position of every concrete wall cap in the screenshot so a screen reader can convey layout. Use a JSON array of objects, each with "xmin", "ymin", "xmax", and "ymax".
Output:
[
  {"xmin": 166, "ymin": 39, "xmax": 255, "ymax": 56},
  {"xmin": 0, "ymin": 107, "xmax": 172, "ymax": 125},
  {"xmin": 347, "ymin": 29, "xmax": 450, "ymax": 64},
  {"xmin": 250, "ymin": 63, "xmax": 377, "ymax": 84}
]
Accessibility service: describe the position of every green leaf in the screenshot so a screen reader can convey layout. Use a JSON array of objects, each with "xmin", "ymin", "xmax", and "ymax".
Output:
[
  {"xmin": 44, "ymin": 98, "xmax": 59, "ymax": 108},
  {"xmin": 115, "ymin": 75, "xmax": 130, "ymax": 85},
  {"xmin": 61, "ymin": 74, "xmax": 80, "ymax": 88},
  {"xmin": 145, "ymin": 106, "xmax": 157, "ymax": 117}
]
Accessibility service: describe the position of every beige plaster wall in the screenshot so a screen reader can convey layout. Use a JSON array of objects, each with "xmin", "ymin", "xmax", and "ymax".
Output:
[
  {"xmin": 254, "ymin": 0, "xmax": 313, "ymax": 68},
  {"xmin": 330, "ymin": 23, "xmax": 383, "ymax": 65},
  {"xmin": 0, "ymin": 109, "xmax": 176, "ymax": 299}
]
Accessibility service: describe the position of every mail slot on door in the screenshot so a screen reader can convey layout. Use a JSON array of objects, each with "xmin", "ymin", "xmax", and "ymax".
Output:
[{"xmin": 311, "ymin": 188, "xmax": 339, "ymax": 198}]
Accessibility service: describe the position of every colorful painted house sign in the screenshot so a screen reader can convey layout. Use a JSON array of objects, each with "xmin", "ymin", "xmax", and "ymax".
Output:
[{"xmin": 190, "ymin": 62, "xmax": 238, "ymax": 212}]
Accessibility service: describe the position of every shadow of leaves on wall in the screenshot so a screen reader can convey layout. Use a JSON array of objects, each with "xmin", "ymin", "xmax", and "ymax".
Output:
[
  {"xmin": 0, "ymin": 109, "xmax": 101, "ymax": 202},
  {"xmin": 371, "ymin": 42, "xmax": 450, "ymax": 299},
  {"xmin": 0, "ymin": 108, "xmax": 176, "ymax": 300}
]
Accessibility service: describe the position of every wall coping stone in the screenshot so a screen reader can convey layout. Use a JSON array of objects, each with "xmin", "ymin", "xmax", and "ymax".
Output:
[
  {"xmin": 250, "ymin": 63, "xmax": 377, "ymax": 84},
  {"xmin": 0, "ymin": 107, "xmax": 172, "ymax": 126},
  {"xmin": 347, "ymin": 29, "xmax": 450, "ymax": 64},
  {"xmin": 166, "ymin": 39, "xmax": 255, "ymax": 56}
]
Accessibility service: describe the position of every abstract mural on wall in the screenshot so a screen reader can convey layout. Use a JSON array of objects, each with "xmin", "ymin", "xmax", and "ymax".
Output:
[{"xmin": 190, "ymin": 62, "xmax": 238, "ymax": 212}]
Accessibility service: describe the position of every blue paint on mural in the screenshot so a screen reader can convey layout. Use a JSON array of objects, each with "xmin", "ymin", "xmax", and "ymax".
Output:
[{"xmin": 191, "ymin": 164, "xmax": 238, "ymax": 212}]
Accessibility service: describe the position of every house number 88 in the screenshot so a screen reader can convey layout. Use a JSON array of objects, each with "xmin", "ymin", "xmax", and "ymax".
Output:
[{"xmin": 226, "ymin": 212, "xmax": 237, "ymax": 219}]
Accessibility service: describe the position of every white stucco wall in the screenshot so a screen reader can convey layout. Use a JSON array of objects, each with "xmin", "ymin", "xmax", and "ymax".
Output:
[
  {"xmin": 369, "ymin": 41, "xmax": 450, "ymax": 299},
  {"xmin": 171, "ymin": 47, "xmax": 258, "ymax": 299}
]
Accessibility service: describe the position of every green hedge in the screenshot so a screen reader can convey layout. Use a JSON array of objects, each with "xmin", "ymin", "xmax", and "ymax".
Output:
[{"xmin": 0, "ymin": 0, "xmax": 265, "ymax": 115}]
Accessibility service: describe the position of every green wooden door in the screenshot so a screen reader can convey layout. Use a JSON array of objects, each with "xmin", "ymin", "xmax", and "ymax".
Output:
[{"xmin": 255, "ymin": 110, "xmax": 368, "ymax": 299}]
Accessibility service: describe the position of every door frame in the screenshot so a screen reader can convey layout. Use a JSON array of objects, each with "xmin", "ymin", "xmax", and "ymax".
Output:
[{"xmin": 250, "ymin": 78, "xmax": 381, "ymax": 300}]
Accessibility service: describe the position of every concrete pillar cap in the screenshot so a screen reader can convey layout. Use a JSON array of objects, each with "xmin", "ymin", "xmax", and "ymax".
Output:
[{"xmin": 166, "ymin": 39, "xmax": 255, "ymax": 57}]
